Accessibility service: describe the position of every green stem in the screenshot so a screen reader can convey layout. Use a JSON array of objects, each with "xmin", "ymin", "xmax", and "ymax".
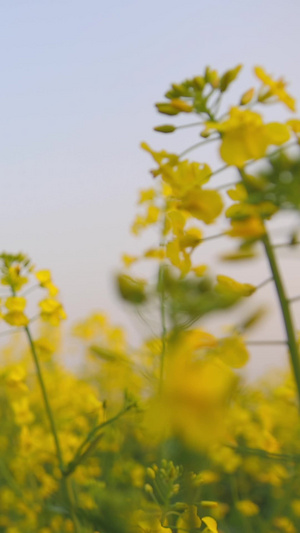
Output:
[
  {"xmin": 178, "ymin": 136, "xmax": 218, "ymax": 159},
  {"xmin": 227, "ymin": 443, "xmax": 300, "ymax": 463},
  {"xmin": 256, "ymin": 277, "xmax": 273, "ymax": 290},
  {"xmin": 274, "ymin": 241, "xmax": 300, "ymax": 248},
  {"xmin": 229, "ymin": 475, "xmax": 253, "ymax": 533},
  {"xmin": 237, "ymin": 168, "xmax": 300, "ymax": 405},
  {"xmin": 200, "ymin": 231, "xmax": 227, "ymax": 243},
  {"xmin": 289, "ymin": 295, "xmax": 300, "ymax": 303},
  {"xmin": 262, "ymin": 233, "xmax": 300, "ymax": 405},
  {"xmin": 176, "ymin": 121, "xmax": 206, "ymax": 130},
  {"xmin": 25, "ymin": 326, "xmax": 64, "ymax": 469},
  {"xmin": 65, "ymin": 433, "xmax": 104, "ymax": 477},
  {"xmin": 158, "ymin": 264, "xmax": 167, "ymax": 392},
  {"xmin": 65, "ymin": 402, "xmax": 136, "ymax": 476},
  {"xmin": 246, "ymin": 340, "xmax": 287, "ymax": 346},
  {"xmin": 216, "ymin": 180, "xmax": 239, "ymax": 190},
  {"xmin": 24, "ymin": 324, "xmax": 81, "ymax": 532}
]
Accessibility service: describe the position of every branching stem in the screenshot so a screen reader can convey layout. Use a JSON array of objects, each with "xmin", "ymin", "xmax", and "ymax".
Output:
[
  {"xmin": 65, "ymin": 402, "xmax": 136, "ymax": 476},
  {"xmin": 24, "ymin": 324, "xmax": 81, "ymax": 532},
  {"xmin": 178, "ymin": 136, "xmax": 219, "ymax": 159}
]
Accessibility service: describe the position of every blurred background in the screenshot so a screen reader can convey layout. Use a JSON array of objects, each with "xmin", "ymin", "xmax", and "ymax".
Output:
[{"xmin": 1, "ymin": 0, "xmax": 300, "ymax": 377}]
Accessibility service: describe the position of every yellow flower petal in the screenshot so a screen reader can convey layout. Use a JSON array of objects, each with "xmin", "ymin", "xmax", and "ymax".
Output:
[
  {"xmin": 5, "ymin": 296, "xmax": 26, "ymax": 312},
  {"xmin": 217, "ymin": 336, "xmax": 249, "ymax": 369},
  {"xmin": 255, "ymin": 66, "xmax": 296, "ymax": 111},
  {"xmin": 36, "ymin": 270, "xmax": 52, "ymax": 284},
  {"xmin": 180, "ymin": 189, "xmax": 223, "ymax": 224},
  {"xmin": 216, "ymin": 275, "xmax": 256, "ymax": 297},
  {"xmin": 4, "ymin": 311, "xmax": 29, "ymax": 327},
  {"xmin": 177, "ymin": 505, "xmax": 202, "ymax": 532},
  {"xmin": 265, "ymin": 122, "xmax": 290, "ymax": 145},
  {"xmin": 236, "ymin": 500, "xmax": 259, "ymax": 517},
  {"xmin": 227, "ymin": 217, "xmax": 266, "ymax": 239},
  {"xmin": 202, "ymin": 516, "xmax": 218, "ymax": 533}
]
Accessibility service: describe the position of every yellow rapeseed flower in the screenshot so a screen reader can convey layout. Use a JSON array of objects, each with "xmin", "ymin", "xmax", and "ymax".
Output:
[
  {"xmin": 166, "ymin": 239, "xmax": 191, "ymax": 275},
  {"xmin": 227, "ymin": 216, "xmax": 266, "ymax": 239},
  {"xmin": 255, "ymin": 66, "xmax": 296, "ymax": 111},
  {"xmin": 122, "ymin": 254, "xmax": 138, "ymax": 268},
  {"xmin": 1, "ymin": 266, "xmax": 28, "ymax": 291},
  {"xmin": 273, "ymin": 516, "xmax": 296, "ymax": 533},
  {"xmin": 3, "ymin": 297, "xmax": 29, "ymax": 326},
  {"xmin": 5, "ymin": 296, "xmax": 26, "ymax": 312},
  {"xmin": 206, "ymin": 107, "xmax": 290, "ymax": 167},
  {"xmin": 179, "ymin": 188, "xmax": 223, "ymax": 224},
  {"xmin": 216, "ymin": 275, "xmax": 256, "ymax": 297},
  {"xmin": 39, "ymin": 298, "xmax": 67, "ymax": 326},
  {"xmin": 138, "ymin": 188, "xmax": 156, "ymax": 204},
  {"xmin": 36, "ymin": 269, "xmax": 59, "ymax": 296},
  {"xmin": 177, "ymin": 506, "xmax": 202, "ymax": 532},
  {"xmin": 4, "ymin": 311, "xmax": 29, "ymax": 327},
  {"xmin": 213, "ymin": 335, "xmax": 250, "ymax": 369},
  {"xmin": 236, "ymin": 499, "xmax": 259, "ymax": 517}
]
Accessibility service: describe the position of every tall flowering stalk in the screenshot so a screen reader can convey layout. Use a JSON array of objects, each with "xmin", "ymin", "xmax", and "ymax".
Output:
[
  {"xmin": 120, "ymin": 64, "xmax": 300, "ymax": 407},
  {"xmin": 0, "ymin": 254, "xmax": 81, "ymax": 530}
]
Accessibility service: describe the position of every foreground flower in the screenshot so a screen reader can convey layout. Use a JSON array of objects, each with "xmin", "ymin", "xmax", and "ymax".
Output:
[{"xmin": 206, "ymin": 107, "xmax": 290, "ymax": 167}]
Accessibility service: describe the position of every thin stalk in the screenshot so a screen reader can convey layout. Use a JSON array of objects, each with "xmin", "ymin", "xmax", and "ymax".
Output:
[
  {"xmin": 0, "ymin": 327, "xmax": 21, "ymax": 337},
  {"xmin": 0, "ymin": 459, "xmax": 24, "ymax": 497},
  {"xmin": 178, "ymin": 136, "xmax": 219, "ymax": 159},
  {"xmin": 229, "ymin": 476, "xmax": 253, "ymax": 533},
  {"xmin": 216, "ymin": 180, "xmax": 239, "ymax": 190},
  {"xmin": 262, "ymin": 233, "xmax": 300, "ymax": 405},
  {"xmin": 158, "ymin": 264, "xmax": 167, "ymax": 392},
  {"xmin": 65, "ymin": 433, "xmax": 104, "ymax": 477},
  {"xmin": 176, "ymin": 121, "xmax": 206, "ymax": 130},
  {"xmin": 201, "ymin": 231, "xmax": 227, "ymax": 243},
  {"xmin": 289, "ymin": 295, "xmax": 300, "ymax": 303},
  {"xmin": 246, "ymin": 340, "xmax": 287, "ymax": 346},
  {"xmin": 25, "ymin": 326, "xmax": 64, "ymax": 470},
  {"xmin": 227, "ymin": 443, "xmax": 300, "ymax": 463},
  {"xmin": 274, "ymin": 241, "xmax": 300, "ymax": 248},
  {"xmin": 21, "ymin": 283, "xmax": 40, "ymax": 297},
  {"xmin": 256, "ymin": 277, "xmax": 273, "ymax": 290},
  {"xmin": 66, "ymin": 402, "xmax": 136, "ymax": 475},
  {"xmin": 208, "ymin": 163, "xmax": 229, "ymax": 179},
  {"xmin": 24, "ymin": 324, "xmax": 81, "ymax": 532}
]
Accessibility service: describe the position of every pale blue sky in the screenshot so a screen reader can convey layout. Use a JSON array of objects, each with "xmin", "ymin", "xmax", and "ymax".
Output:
[{"xmin": 1, "ymin": 1, "xmax": 300, "ymax": 368}]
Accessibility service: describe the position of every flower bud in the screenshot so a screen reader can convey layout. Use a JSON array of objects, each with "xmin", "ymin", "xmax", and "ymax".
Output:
[
  {"xmin": 201, "ymin": 501, "xmax": 218, "ymax": 508},
  {"xmin": 146, "ymin": 467, "xmax": 156, "ymax": 480},
  {"xmin": 144, "ymin": 483, "xmax": 153, "ymax": 494},
  {"xmin": 154, "ymin": 125, "xmax": 176, "ymax": 133},
  {"xmin": 240, "ymin": 88, "xmax": 255, "ymax": 105}
]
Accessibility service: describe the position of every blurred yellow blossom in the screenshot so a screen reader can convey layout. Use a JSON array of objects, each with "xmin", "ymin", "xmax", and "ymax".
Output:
[
  {"xmin": 39, "ymin": 298, "xmax": 67, "ymax": 326},
  {"xmin": 255, "ymin": 66, "xmax": 296, "ymax": 111}
]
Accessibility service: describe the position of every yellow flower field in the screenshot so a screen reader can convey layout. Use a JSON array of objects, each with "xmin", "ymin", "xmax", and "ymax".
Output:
[{"xmin": 1, "ymin": 65, "xmax": 300, "ymax": 533}]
